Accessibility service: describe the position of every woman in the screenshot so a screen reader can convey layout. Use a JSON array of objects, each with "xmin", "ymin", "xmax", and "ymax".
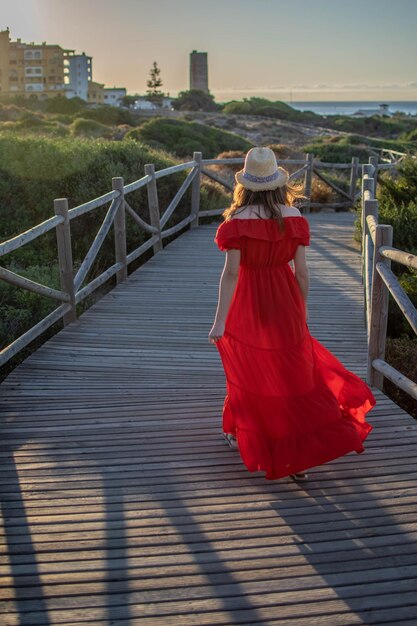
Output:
[{"xmin": 208, "ymin": 147, "xmax": 376, "ymax": 482}]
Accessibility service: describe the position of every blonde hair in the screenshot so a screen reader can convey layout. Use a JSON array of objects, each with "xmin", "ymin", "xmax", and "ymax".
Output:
[{"xmin": 222, "ymin": 172, "xmax": 306, "ymax": 233}]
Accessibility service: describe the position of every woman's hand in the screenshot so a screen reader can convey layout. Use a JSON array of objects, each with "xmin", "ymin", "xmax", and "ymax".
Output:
[{"xmin": 208, "ymin": 319, "xmax": 225, "ymax": 344}]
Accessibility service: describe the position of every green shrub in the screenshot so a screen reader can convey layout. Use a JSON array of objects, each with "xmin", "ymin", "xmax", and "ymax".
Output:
[
  {"xmin": 126, "ymin": 117, "xmax": 252, "ymax": 158},
  {"xmin": 330, "ymin": 114, "xmax": 407, "ymax": 137},
  {"xmin": 0, "ymin": 133, "xmax": 228, "ymax": 352},
  {"xmin": 386, "ymin": 270, "xmax": 417, "ymax": 339},
  {"xmin": 222, "ymin": 97, "xmax": 321, "ymax": 123},
  {"xmin": 71, "ymin": 105, "xmax": 138, "ymax": 127},
  {"xmin": 303, "ymin": 137, "xmax": 372, "ymax": 163},
  {"xmin": 172, "ymin": 89, "xmax": 220, "ymax": 112},
  {"xmin": 44, "ymin": 95, "xmax": 87, "ymax": 114},
  {"xmin": 48, "ymin": 113, "xmax": 74, "ymax": 125},
  {"xmin": 402, "ymin": 128, "xmax": 417, "ymax": 141},
  {"xmin": 0, "ymin": 117, "xmax": 70, "ymax": 138},
  {"xmin": 0, "ymin": 103, "xmax": 24, "ymax": 121},
  {"xmin": 384, "ymin": 336, "xmax": 417, "ymax": 418},
  {"xmin": 354, "ymin": 158, "xmax": 417, "ymax": 252},
  {"xmin": 222, "ymin": 101, "xmax": 252, "ymax": 115},
  {"xmin": 70, "ymin": 118, "xmax": 112, "ymax": 138},
  {"xmin": 377, "ymin": 158, "xmax": 417, "ymax": 256},
  {"xmin": 0, "ymin": 262, "xmax": 61, "ymax": 349}
]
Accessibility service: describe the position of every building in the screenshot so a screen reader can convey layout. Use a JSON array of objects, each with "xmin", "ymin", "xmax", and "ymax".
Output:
[
  {"xmin": 0, "ymin": 28, "xmax": 127, "ymax": 105},
  {"xmin": 103, "ymin": 87, "xmax": 127, "ymax": 107},
  {"xmin": 64, "ymin": 51, "xmax": 92, "ymax": 101},
  {"xmin": 133, "ymin": 96, "xmax": 173, "ymax": 110},
  {"xmin": 189, "ymin": 50, "xmax": 208, "ymax": 93},
  {"xmin": 87, "ymin": 80, "xmax": 105, "ymax": 104},
  {"xmin": 352, "ymin": 103, "xmax": 393, "ymax": 118},
  {"xmin": 0, "ymin": 27, "xmax": 69, "ymax": 99}
]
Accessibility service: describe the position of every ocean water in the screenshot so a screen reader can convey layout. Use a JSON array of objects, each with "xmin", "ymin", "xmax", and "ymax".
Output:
[{"xmin": 288, "ymin": 101, "xmax": 417, "ymax": 117}]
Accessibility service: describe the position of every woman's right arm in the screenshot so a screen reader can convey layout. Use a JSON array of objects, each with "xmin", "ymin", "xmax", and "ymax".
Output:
[{"xmin": 293, "ymin": 244, "xmax": 310, "ymax": 317}]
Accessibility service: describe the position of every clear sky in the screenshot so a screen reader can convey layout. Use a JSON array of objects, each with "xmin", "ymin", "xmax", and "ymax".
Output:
[{"xmin": 2, "ymin": 0, "xmax": 417, "ymax": 101}]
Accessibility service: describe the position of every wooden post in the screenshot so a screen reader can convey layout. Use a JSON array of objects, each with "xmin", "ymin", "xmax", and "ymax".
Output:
[
  {"xmin": 54, "ymin": 198, "xmax": 76, "ymax": 326},
  {"xmin": 368, "ymin": 156, "xmax": 379, "ymax": 195},
  {"xmin": 367, "ymin": 223, "xmax": 393, "ymax": 389},
  {"xmin": 363, "ymin": 198, "xmax": 379, "ymax": 332},
  {"xmin": 112, "ymin": 177, "xmax": 127, "ymax": 284},
  {"xmin": 361, "ymin": 171, "xmax": 375, "ymax": 284},
  {"xmin": 362, "ymin": 164, "xmax": 375, "ymax": 196},
  {"xmin": 190, "ymin": 151, "xmax": 202, "ymax": 229},
  {"xmin": 303, "ymin": 153, "xmax": 313, "ymax": 214},
  {"xmin": 349, "ymin": 156, "xmax": 359, "ymax": 204},
  {"xmin": 144, "ymin": 163, "xmax": 163, "ymax": 254}
]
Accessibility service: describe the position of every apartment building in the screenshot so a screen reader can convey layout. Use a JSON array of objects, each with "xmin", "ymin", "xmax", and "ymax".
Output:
[
  {"xmin": 87, "ymin": 80, "xmax": 105, "ymax": 104},
  {"xmin": 103, "ymin": 87, "xmax": 127, "ymax": 106},
  {"xmin": 64, "ymin": 51, "xmax": 92, "ymax": 100},
  {"xmin": 0, "ymin": 27, "xmax": 69, "ymax": 99},
  {"xmin": 0, "ymin": 28, "xmax": 126, "ymax": 106}
]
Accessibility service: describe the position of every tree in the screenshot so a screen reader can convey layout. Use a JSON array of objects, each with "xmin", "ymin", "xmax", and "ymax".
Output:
[
  {"xmin": 172, "ymin": 89, "xmax": 220, "ymax": 112},
  {"xmin": 121, "ymin": 94, "xmax": 139, "ymax": 108},
  {"xmin": 146, "ymin": 61, "xmax": 164, "ymax": 106}
]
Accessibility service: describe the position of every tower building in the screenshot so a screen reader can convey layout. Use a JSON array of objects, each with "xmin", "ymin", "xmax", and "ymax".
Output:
[{"xmin": 189, "ymin": 50, "xmax": 208, "ymax": 93}]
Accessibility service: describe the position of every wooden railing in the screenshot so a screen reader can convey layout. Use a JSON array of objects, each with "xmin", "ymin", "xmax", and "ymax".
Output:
[
  {"xmin": 0, "ymin": 155, "xmax": 202, "ymax": 367},
  {"xmin": 0, "ymin": 151, "xmax": 400, "ymax": 369},
  {"xmin": 369, "ymin": 146, "xmax": 416, "ymax": 164},
  {"xmin": 202, "ymin": 153, "xmax": 359, "ymax": 212},
  {"xmin": 361, "ymin": 164, "xmax": 417, "ymax": 400},
  {"xmin": 201, "ymin": 153, "xmax": 399, "ymax": 213}
]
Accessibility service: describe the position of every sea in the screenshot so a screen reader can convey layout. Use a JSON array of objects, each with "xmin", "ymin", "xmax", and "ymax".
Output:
[{"xmin": 288, "ymin": 101, "xmax": 417, "ymax": 117}]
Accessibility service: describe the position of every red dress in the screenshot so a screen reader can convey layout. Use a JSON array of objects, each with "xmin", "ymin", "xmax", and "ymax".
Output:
[{"xmin": 214, "ymin": 216, "xmax": 376, "ymax": 480}]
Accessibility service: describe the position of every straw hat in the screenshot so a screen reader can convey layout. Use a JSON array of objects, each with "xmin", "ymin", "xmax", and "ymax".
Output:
[{"xmin": 235, "ymin": 147, "xmax": 289, "ymax": 191}]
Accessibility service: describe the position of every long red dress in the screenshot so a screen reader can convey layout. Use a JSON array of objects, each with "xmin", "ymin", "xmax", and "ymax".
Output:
[{"xmin": 214, "ymin": 215, "xmax": 376, "ymax": 480}]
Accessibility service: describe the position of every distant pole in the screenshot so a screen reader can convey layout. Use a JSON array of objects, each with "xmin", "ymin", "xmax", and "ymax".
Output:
[
  {"xmin": 303, "ymin": 153, "xmax": 313, "ymax": 214},
  {"xmin": 190, "ymin": 152, "xmax": 202, "ymax": 229},
  {"xmin": 349, "ymin": 156, "xmax": 359, "ymax": 205},
  {"xmin": 368, "ymin": 156, "xmax": 379, "ymax": 195}
]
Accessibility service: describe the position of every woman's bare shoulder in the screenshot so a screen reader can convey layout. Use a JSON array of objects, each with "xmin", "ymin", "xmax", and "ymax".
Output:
[{"xmin": 280, "ymin": 205, "xmax": 302, "ymax": 217}]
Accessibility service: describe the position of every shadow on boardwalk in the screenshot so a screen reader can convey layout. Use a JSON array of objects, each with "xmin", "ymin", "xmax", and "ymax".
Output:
[{"xmin": 1, "ymin": 213, "xmax": 417, "ymax": 624}]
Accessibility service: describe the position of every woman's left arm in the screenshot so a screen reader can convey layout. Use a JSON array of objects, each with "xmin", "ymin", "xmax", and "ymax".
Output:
[{"xmin": 208, "ymin": 250, "xmax": 240, "ymax": 344}]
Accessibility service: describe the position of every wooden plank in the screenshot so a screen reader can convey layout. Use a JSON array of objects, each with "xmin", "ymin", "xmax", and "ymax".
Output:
[{"xmin": 1, "ymin": 212, "xmax": 417, "ymax": 626}]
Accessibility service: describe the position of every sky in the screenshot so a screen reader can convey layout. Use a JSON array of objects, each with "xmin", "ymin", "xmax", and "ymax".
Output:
[{"xmin": 2, "ymin": 0, "xmax": 417, "ymax": 102}]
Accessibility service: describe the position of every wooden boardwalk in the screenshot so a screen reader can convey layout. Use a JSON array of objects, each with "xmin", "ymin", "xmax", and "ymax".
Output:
[{"xmin": 1, "ymin": 211, "xmax": 417, "ymax": 626}]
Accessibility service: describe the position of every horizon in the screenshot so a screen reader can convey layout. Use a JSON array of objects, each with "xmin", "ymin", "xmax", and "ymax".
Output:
[{"xmin": 2, "ymin": 0, "xmax": 417, "ymax": 102}]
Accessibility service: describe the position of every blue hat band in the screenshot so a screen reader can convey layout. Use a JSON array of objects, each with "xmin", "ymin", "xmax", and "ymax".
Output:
[{"xmin": 242, "ymin": 170, "xmax": 281, "ymax": 183}]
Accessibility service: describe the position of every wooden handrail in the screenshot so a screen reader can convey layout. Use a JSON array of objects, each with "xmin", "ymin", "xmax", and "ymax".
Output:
[
  {"xmin": 0, "ymin": 215, "xmax": 63, "ymax": 257},
  {"xmin": 379, "ymin": 246, "xmax": 417, "ymax": 270},
  {"xmin": 372, "ymin": 359, "xmax": 417, "ymax": 400},
  {"xmin": 376, "ymin": 262, "xmax": 417, "ymax": 334},
  {"xmin": 74, "ymin": 196, "xmax": 122, "ymax": 291},
  {"xmin": 1, "ymin": 152, "xmax": 403, "ymax": 369},
  {"xmin": 361, "ymin": 156, "xmax": 417, "ymax": 397},
  {"xmin": 0, "ymin": 266, "xmax": 70, "ymax": 302}
]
